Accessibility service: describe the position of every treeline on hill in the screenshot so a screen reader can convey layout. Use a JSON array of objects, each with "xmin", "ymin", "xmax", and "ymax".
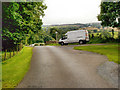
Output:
[{"xmin": 2, "ymin": 1, "xmax": 54, "ymax": 60}]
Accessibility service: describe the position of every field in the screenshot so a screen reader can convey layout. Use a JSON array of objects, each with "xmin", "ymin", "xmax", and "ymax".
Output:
[
  {"xmin": 93, "ymin": 31, "xmax": 118, "ymax": 39},
  {"xmin": 109, "ymin": 32, "xmax": 118, "ymax": 39},
  {"xmin": 2, "ymin": 47, "xmax": 33, "ymax": 88},
  {"xmin": 74, "ymin": 44, "xmax": 119, "ymax": 64}
]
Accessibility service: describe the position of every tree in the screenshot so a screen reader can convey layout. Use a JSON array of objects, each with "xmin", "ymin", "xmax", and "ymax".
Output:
[
  {"xmin": 112, "ymin": 29, "xmax": 114, "ymax": 37},
  {"xmin": 97, "ymin": 1, "xmax": 120, "ymax": 28},
  {"xmin": 49, "ymin": 27, "xmax": 58, "ymax": 39},
  {"xmin": 93, "ymin": 30, "xmax": 97, "ymax": 33},
  {"xmin": 2, "ymin": 1, "xmax": 47, "ymax": 51}
]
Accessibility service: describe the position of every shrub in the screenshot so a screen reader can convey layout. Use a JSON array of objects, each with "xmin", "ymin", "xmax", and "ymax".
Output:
[{"xmin": 101, "ymin": 31, "xmax": 112, "ymax": 39}]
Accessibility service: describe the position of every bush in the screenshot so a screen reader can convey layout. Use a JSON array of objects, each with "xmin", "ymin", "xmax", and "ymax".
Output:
[
  {"xmin": 101, "ymin": 31, "xmax": 112, "ymax": 39},
  {"xmin": 44, "ymin": 35, "xmax": 55, "ymax": 43},
  {"xmin": 87, "ymin": 37, "xmax": 104, "ymax": 44}
]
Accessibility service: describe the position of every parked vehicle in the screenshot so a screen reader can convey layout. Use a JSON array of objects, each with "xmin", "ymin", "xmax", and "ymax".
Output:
[
  {"xmin": 30, "ymin": 43, "xmax": 45, "ymax": 47},
  {"xmin": 59, "ymin": 30, "xmax": 89, "ymax": 45},
  {"xmin": 29, "ymin": 44, "xmax": 35, "ymax": 47},
  {"xmin": 34, "ymin": 43, "xmax": 45, "ymax": 46}
]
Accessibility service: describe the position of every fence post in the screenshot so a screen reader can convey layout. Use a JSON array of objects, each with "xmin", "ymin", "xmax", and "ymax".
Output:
[
  {"xmin": 17, "ymin": 45, "xmax": 18, "ymax": 54},
  {"xmin": 20, "ymin": 43, "xmax": 23, "ymax": 51},
  {"xmin": 13, "ymin": 48, "xmax": 15, "ymax": 56},
  {"xmin": 4, "ymin": 49, "xmax": 7, "ymax": 60}
]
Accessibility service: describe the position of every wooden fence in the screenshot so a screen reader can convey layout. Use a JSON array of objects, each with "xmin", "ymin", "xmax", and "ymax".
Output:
[
  {"xmin": 46, "ymin": 41, "xmax": 58, "ymax": 45},
  {"xmin": 2, "ymin": 43, "xmax": 23, "ymax": 61}
]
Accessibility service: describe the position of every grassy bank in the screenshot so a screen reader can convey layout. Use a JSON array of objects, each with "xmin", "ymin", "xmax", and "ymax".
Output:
[
  {"xmin": 2, "ymin": 47, "xmax": 33, "ymax": 88},
  {"xmin": 74, "ymin": 44, "xmax": 119, "ymax": 64}
]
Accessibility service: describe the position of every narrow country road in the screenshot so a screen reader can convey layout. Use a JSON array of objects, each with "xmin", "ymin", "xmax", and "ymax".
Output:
[{"xmin": 17, "ymin": 46, "xmax": 114, "ymax": 88}]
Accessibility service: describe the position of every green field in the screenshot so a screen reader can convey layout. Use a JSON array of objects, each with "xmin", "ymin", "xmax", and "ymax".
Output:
[
  {"xmin": 74, "ymin": 44, "xmax": 119, "ymax": 64},
  {"xmin": 93, "ymin": 31, "xmax": 118, "ymax": 38},
  {"xmin": 109, "ymin": 32, "xmax": 118, "ymax": 39},
  {"xmin": 2, "ymin": 47, "xmax": 33, "ymax": 88}
]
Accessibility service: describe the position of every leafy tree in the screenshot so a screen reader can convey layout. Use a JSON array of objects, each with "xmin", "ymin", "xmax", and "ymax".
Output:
[
  {"xmin": 97, "ymin": 1, "xmax": 120, "ymax": 28},
  {"xmin": 49, "ymin": 27, "xmax": 58, "ymax": 39},
  {"xmin": 93, "ymin": 30, "xmax": 97, "ymax": 33},
  {"xmin": 2, "ymin": 1, "xmax": 47, "ymax": 51},
  {"xmin": 27, "ymin": 30, "xmax": 54, "ymax": 44}
]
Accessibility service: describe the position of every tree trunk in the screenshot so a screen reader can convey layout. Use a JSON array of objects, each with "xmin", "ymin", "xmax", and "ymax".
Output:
[
  {"xmin": 10, "ymin": 49, "xmax": 11, "ymax": 58},
  {"xmin": 20, "ymin": 43, "xmax": 23, "ymax": 51},
  {"xmin": 117, "ymin": 27, "xmax": 120, "ymax": 41}
]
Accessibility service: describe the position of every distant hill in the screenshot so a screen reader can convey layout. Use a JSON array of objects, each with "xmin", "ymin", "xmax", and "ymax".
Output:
[
  {"xmin": 43, "ymin": 22, "xmax": 101, "ymax": 28},
  {"xmin": 42, "ymin": 23, "xmax": 101, "ymax": 33},
  {"xmin": 86, "ymin": 22, "xmax": 101, "ymax": 28},
  {"xmin": 42, "ymin": 23, "xmax": 89, "ymax": 30},
  {"xmin": 50, "ymin": 23, "xmax": 88, "ymax": 27}
]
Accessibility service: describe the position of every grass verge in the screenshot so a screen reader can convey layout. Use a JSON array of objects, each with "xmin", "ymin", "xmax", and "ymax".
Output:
[
  {"xmin": 2, "ymin": 51, "xmax": 17, "ymax": 61},
  {"xmin": 2, "ymin": 46, "xmax": 33, "ymax": 88},
  {"xmin": 74, "ymin": 44, "xmax": 119, "ymax": 64}
]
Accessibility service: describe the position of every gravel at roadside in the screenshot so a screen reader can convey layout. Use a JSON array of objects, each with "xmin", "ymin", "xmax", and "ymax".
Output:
[{"xmin": 97, "ymin": 61, "xmax": 119, "ymax": 88}]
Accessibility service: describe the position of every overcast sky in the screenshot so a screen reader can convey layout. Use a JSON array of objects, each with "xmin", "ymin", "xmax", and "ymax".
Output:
[{"xmin": 42, "ymin": 0, "xmax": 101, "ymax": 25}]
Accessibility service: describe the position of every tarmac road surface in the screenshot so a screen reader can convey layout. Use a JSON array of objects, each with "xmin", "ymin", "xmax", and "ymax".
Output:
[{"xmin": 17, "ymin": 46, "xmax": 114, "ymax": 88}]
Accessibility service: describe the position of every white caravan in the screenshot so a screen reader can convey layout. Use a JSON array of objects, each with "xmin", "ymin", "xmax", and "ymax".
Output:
[{"xmin": 59, "ymin": 30, "xmax": 89, "ymax": 45}]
